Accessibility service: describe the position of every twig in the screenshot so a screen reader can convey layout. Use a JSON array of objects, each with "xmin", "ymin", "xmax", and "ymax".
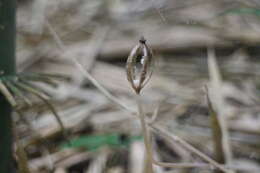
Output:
[
  {"xmin": 205, "ymin": 85, "xmax": 225, "ymax": 167},
  {"xmin": 207, "ymin": 48, "xmax": 233, "ymax": 166},
  {"xmin": 136, "ymin": 95, "xmax": 154, "ymax": 172},
  {"xmin": 137, "ymin": 95, "xmax": 215, "ymax": 169},
  {"xmin": 46, "ymin": 19, "xmax": 133, "ymax": 114},
  {"xmin": 74, "ymin": 59, "xmax": 135, "ymax": 114},
  {"xmin": 0, "ymin": 81, "xmax": 17, "ymax": 107},
  {"xmin": 150, "ymin": 124, "xmax": 231, "ymax": 173},
  {"xmin": 13, "ymin": 80, "xmax": 68, "ymax": 141},
  {"xmin": 45, "ymin": 20, "xmax": 66, "ymax": 51},
  {"xmin": 4, "ymin": 80, "xmax": 32, "ymax": 106},
  {"xmin": 30, "ymin": 0, "xmax": 47, "ymax": 34}
]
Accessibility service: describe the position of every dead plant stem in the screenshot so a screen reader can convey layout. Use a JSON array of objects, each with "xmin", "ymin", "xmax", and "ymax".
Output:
[
  {"xmin": 207, "ymin": 48, "xmax": 233, "ymax": 168},
  {"xmin": 136, "ymin": 95, "xmax": 154, "ymax": 173}
]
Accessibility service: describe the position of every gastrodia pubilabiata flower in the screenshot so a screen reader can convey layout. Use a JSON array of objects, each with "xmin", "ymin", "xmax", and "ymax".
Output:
[{"xmin": 126, "ymin": 37, "xmax": 154, "ymax": 94}]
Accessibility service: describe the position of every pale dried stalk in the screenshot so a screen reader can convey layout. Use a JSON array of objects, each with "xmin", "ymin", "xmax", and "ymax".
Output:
[
  {"xmin": 14, "ymin": 81, "xmax": 66, "ymax": 137},
  {"xmin": 136, "ymin": 96, "xmax": 209, "ymax": 170},
  {"xmin": 150, "ymin": 125, "xmax": 231, "ymax": 172},
  {"xmin": 46, "ymin": 20, "xmax": 133, "ymax": 114},
  {"xmin": 136, "ymin": 95, "xmax": 154, "ymax": 172},
  {"xmin": 207, "ymin": 48, "xmax": 233, "ymax": 167},
  {"xmin": 30, "ymin": 0, "xmax": 47, "ymax": 34},
  {"xmin": 129, "ymin": 141, "xmax": 146, "ymax": 173},
  {"xmin": 0, "ymin": 81, "xmax": 17, "ymax": 107},
  {"xmin": 205, "ymin": 85, "xmax": 225, "ymax": 168},
  {"xmin": 86, "ymin": 149, "xmax": 109, "ymax": 173},
  {"xmin": 74, "ymin": 59, "xmax": 135, "ymax": 114},
  {"xmin": 4, "ymin": 80, "xmax": 32, "ymax": 106},
  {"xmin": 137, "ymin": 94, "xmax": 230, "ymax": 172}
]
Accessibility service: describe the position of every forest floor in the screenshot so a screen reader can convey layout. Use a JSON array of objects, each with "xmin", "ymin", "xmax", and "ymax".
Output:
[{"xmin": 16, "ymin": 0, "xmax": 260, "ymax": 172}]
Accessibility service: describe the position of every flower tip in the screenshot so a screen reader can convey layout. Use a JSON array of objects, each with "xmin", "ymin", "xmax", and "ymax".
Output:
[
  {"xmin": 139, "ymin": 36, "xmax": 146, "ymax": 44},
  {"xmin": 126, "ymin": 37, "xmax": 153, "ymax": 95}
]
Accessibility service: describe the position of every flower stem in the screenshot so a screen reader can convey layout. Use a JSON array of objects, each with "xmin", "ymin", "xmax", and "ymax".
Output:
[{"xmin": 136, "ymin": 94, "xmax": 154, "ymax": 173}]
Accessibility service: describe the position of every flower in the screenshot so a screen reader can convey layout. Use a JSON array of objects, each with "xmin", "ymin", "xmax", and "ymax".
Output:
[{"xmin": 126, "ymin": 36, "xmax": 154, "ymax": 94}]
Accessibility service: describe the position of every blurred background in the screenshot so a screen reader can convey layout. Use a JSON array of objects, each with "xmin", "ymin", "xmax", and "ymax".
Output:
[{"xmin": 16, "ymin": 0, "xmax": 260, "ymax": 172}]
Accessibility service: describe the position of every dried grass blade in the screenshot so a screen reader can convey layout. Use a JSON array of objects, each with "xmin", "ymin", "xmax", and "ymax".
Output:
[
  {"xmin": 20, "ymin": 73, "xmax": 70, "ymax": 81},
  {"xmin": 4, "ymin": 81, "xmax": 32, "ymax": 106},
  {"xmin": 13, "ymin": 80, "xmax": 67, "ymax": 140},
  {"xmin": 207, "ymin": 48, "xmax": 233, "ymax": 166},
  {"xmin": 150, "ymin": 124, "xmax": 232, "ymax": 173},
  {"xmin": 136, "ymin": 95, "xmax": 154, "ymax": 173},
  {"xmin": 73, "ymin": 58, "xmax": 135, "ymax": 114},
  {"xmin": 205, "ymin": 86, "xmax": 225, "ymax": 165},
  {"xmin": 21, "ymin": 76, "xmax": 58, "ymax": 88},
  {"xmin": 0, "ymin": 80, "xmax": 17, "ymax": 107}
]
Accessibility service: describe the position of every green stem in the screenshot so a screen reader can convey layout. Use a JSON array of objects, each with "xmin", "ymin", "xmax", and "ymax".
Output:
[{"xmin": 0, "ymin": 0, "xmax": 16, "ymax": 172}]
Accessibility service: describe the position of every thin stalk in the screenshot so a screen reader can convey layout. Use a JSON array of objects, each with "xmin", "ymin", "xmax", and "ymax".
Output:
[
  {"xmin": 150, "ymin": 125, "xmax": 231, "ymax": 173},
  {"xmin": 136, "ymin": 95, "xmax": 154, "ymax": 173},
  {"xmin": 207, "ymin": 48, "xmax": 233, "ymax": 166},
  {"xmin": 205, "ymin": 86, "xmax": 225, "ymax": 166},
  {"xmin": 13, "ymin": 80, "xmax": 68, "ymax": 141},
  {"xmin": 137, "ymin": 95, "xmax": 226, "ymax": 170},
  {"xmin": 74, "ymin": 58, "xmax": 135, "ymax": 114},
  {"xmin": 136, "ymin": 96, "xmax": 209, "ymax": 170},
  {"xmin": 0, "ymin": 81, "xmax": 17, "ymax": 107},
  {"xmin": 4, "ymin": 80, "xmax": 32, "ymax": 106},
  {"xmin": 20, "ymin": 75, "xmax": 58, "ymax": 88},
  {"xmin": 45, "ymin": 19, "xmax": 132, "ymax": 114},
  {"xmin": 19, "ymin": 72, "xmax": 70, "ymax": 81}
]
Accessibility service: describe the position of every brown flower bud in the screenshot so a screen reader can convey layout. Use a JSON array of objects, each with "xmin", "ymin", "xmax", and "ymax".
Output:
[{"xmin": 126, "ymin": 36, "xmax": 154, "ymax": 94}]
